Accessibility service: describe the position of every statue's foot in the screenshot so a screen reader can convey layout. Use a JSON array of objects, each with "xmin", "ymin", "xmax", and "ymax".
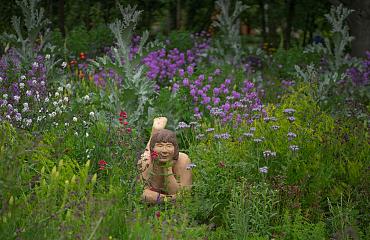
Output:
[{"xmin": 152, "ymin": 117, "xmax": 167, "ymax": 131}]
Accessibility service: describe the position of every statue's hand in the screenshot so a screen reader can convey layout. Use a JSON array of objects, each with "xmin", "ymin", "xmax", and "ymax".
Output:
[{"xmin": 152, "ymin": 117, "xmax": 167, "ymax": 130}]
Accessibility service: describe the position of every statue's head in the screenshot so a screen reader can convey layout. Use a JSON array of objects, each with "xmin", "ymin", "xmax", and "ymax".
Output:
[{"xmin": 150, "ymin": 129, "xmax": 179, "ymax": 161}]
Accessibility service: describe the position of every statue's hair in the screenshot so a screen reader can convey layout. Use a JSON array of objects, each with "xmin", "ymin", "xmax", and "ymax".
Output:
[{"xmin": 150, "ymin": 129, "xmax": 179, "ymax": 160}]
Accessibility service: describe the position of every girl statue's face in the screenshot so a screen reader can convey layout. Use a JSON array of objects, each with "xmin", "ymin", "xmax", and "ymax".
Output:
[{"xmin": 153, "ymin": 142, "xmax": 175, "ymax": 163}]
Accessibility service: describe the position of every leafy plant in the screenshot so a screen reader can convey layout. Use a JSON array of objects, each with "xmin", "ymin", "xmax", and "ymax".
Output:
[
  {"xmin": 91, "ymin": 4, "xmax": 156, "ymax": 127},
  {"xmin": 210, "ymin": 0, "xmax": 248, "ymax": 66},
  {"xmin": 0, "ymin": 0, "xmax": 53, "ymax": 64}
]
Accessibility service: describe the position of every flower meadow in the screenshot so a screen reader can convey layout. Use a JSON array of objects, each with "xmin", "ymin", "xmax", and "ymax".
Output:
[{"xmin": 0, "ymin": 1, "xmax": 369, "ymax": 239}]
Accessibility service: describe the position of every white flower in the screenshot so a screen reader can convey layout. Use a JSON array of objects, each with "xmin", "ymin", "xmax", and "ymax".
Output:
[
  {"xmin": 13, "ymin": 95, "xmax": 20, "ymax": 101},
  {"xmin": 1, "ymin": 100, "xmax": 7, "ymax": 106},
  {"xmin": 63, "ymin": 97, "xmax": 68, "ymax": 102},
  {"xmin": 73, "ymin": 117, "xmax": 77, "ymax": 122},
  {"xmin": 61, "ymin": 62, "xmax": 67, "ymax": 68},
  {"xmin": 53, "ymin": 122, "xmax": 58, "ymax": 126},
  {"xmin": 37, "ymin": 116, "xmax": 42, "ymax": 122},
  {"xmin": 58, "ymin": 87, "xmax": 63, "ymax": 92},
  {"xmin": 41, "ymin": 81, "xmax": 45, "ymax": 86},
  {"xmin": 55, "ymin": 92, "xmax": 60, "ymax": 97},
  {"xmin": 0, "ymin": 77, "xmax": 2, "ymax": 82},
  {"xmin": 51, "ymin": 112, "xmax": 56, "ymax": 117},
  {"xmin": 45, "ymin": 54, "xmax": 50, "ymax": 60},
  {"xmin": 26, "ymin": 90, "xmax": 32, "ymax": 96},
  {"xmin": 83, "ymin": 121, "xmax": 87, "ymax": 125},
  {"xmin": 20, "ymin": 75, "xmax": 26, "ymax": 80},
  {"xmin": 65, "ymin": 122, "xmax": 69, "ymax": 127},
  {"xmin": 19, "ymin": 82, "xmax": 25, "ymax": 89},
  {"xmin": 44, "ymin": 97, "xmax": 49, "ymax": 103},
  {"xmin": 32, "ymin": 62, "xmax": 39, "ymax": 68},
  {"xmin": 23, "ymin": 102, "xmax": 29, "ymax": 108},
  {"xmin": 32, "ymin": 80, "xmax": 37, "ymax": 85},
  {"xmin": 26, "ymin": 119, "xmax": 32, "ymax": 126},
  {"xmin": 85, "ymin": 132, "xmax": 89, "ymax": 137},
  {"xmin": 66, "ymin": 83, "xmax": 71, "ymax": 89},
  {"xmin": 89, "ymin": 112, "xmax": 95, "ymax": 117},
  {"xmin": 53, "ymin": 101, "xmax": 58, "ymax": 106},
  {"xmin": 14, "ymin": 108, "xmax": 18, "ymax": 112},
  {"xmin": 83, "ymin": 95, "xmax": 90, "ymax": 101},
  {"xmin": 74, "ymin": 131, "xmax": 78, "ymax": 136},
  {"xmin": 3, "ymin": 94, "xmax": 8, "ymax": 99},
  {"xmin": 6, "ymin": 115, "xmax": 11, "ymax": 119}
]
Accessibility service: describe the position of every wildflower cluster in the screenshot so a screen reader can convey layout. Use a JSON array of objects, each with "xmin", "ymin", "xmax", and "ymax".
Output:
[
  {"xmin": 0, "ymin": 49, "xmax": 65, "ymax": 129},
  {"xmin": 142, "ymin": 31, "xmax": 210, "ymax": 86},
  {"xmin": 175, "ymin": 67, "xmax": 263, "ymax": 126}
]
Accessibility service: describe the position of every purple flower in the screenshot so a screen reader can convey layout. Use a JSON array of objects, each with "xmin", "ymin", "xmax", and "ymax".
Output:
[
  {"xmin": 259, "ymin": 166, "xmax": 268, "ymax": 174},
  {"xmin": 182, "ymin": 78, "xmax": 189, "ymax": 86},
  {"xmin": 283, "ymin": 108, "xmax": 296, "ymax": 115},
  {"xmin": 289, "ymin": 145, "xmax": 299, "ymax": 152},
  {"xmin": 214, "ymin": 68, "xmax": 221, "ymax": 75}
]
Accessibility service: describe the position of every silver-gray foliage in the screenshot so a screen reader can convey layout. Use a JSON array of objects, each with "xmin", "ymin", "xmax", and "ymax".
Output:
[
  {"xmin": 304, "ymin": 4, "xmax": 357, "ymax": 72},
  {"xmin": 211, "ymin": 0, "xmax": 248, "ymax": 66},
  {"xmin": 91, "ymin": 4, "xmax": 156, "ymax": 126},
  {"xmin": 0, "ymin": 0, "xmax": 52, "ymax": 63}
]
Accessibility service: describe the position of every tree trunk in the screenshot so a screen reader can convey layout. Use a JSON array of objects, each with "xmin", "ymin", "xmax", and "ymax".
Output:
[
  {"xmin": 258, "ymin": 0, "xmax": 267, "ymax": 44},
  {"xmin": 58, "ymin": 0, "xmax": 65, "ymax": 37},
  {"xmin": 176, "ymin": 0, "xmax": 181, "ymax": 29},
  {"xmin": 284, "ymin": 0, "xmax": 296, "ymax": 49},
  {"xmin": 348, "ymin": 11, "xmax": 370, "ymax": 57}
]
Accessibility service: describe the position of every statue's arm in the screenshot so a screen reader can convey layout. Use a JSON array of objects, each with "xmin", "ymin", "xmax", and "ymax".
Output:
[
  {"xmin": 177, "ymin": 153, "xmax": 192, "ymax": 189},
  {"xmin": 142, "ymin": 188, "xmax": 175, "ymax": 204}
]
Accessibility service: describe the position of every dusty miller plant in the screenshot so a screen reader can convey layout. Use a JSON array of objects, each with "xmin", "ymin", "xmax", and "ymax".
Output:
[
  {"xmin": 91, "ymin": 4, "xmax": 156, "ymax": 127},
  {"xmin": 0, "ymin": 0, "xmax": 53, "ymax": 64},
  {"xmin": 211, "ymin": 0, "xmax": 248, "ymax": 66},
  {"xmin": 304, "ymin": 4, "xmax": 358, "ymax": 73},
  {"xmin": 295, "ymin": 4, "xmax": 360, "ymax": 108}
]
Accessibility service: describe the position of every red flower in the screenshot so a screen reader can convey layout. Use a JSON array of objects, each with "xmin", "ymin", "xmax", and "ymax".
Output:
[
  {"xmin": 79, "ymin": 52, "xmax": 86, "ymax": 60},
  {"xmin": 119, "ymin": 111, "xmax": 127, "ymax": 118},
  {"xmin": 127, "ymin": 127, "xmax": 132, "ymax": 133},
  {"xmin": 151, "ymin": 151, "xmax": 159, "ymax": 160},
  {"xmin": 99, "ymin": 160, "xmax": 107, "ymax": 166},
  {"xmin": 99, "ymin": 166, "xmax": 105, "ymax": 170},
  {"xmin": 70, "ymin": 59, "xmax": 77, "ymax": 65},
  {"xmin": 155, "ymin": 211, "xmax": 161, "ymax": 219},
  {"xmin": 123, "ymin": 121, "xmax": 128, "ymax": 126},
  {"xmin": 119, "ymin": 117, "xmax": 124, "ymax": 123}
]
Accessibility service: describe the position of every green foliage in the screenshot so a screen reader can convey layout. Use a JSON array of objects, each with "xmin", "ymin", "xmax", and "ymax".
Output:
[
  {"xmin": 225, "ymin": 180, "xmax": 279, "ymax": 239},
  {"xmin": 65, "ymin": 23, "xmax": 114, "ymax": 57},
  {"xmin": 278, "ymin": 210, "xmax": 327, "ymax": 239}
]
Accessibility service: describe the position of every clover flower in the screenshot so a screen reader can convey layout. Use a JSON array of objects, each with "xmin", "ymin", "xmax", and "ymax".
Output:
[
  {"xmin": 283, "ymin": 108, "xmax": 296, "ymax": 115},
  {"xmin": 287, "ymin": 132, "xmax": 297, "ymax": 140},
  {"xmin": 287, "ymin": 116, "xmax": 295, "ymax": 122},
  {"xmin": 186, "ymin": 163, "xmax": 196, "ymax": 170},
  {"xmin": 289, "ymin": 145, "xmax": 299, "ymax": 152},
  {"xmin": 263, "ymin": 150, "xmax": 276, "ymax": 158},
  {"xmin": 206, "ymin": 128, "xmax": 215, "ymax": 132},
  {"xmin": 243, "ymin": 132, "xmax": 254, "ymax": 137},
  {"xmin": 177, "ymin": 121, "xmax": 190, "ymax": 129},
  {"xmin": 271, "ymin": 125, "xmax": 280, "ymax": 130},
  {"xmin": 253, "ymin": 138, "xmax": 263, "ymax": 143},
  {"xmin": 259, "ymin": 166, "xmax": 268, "ymax": 173}
]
